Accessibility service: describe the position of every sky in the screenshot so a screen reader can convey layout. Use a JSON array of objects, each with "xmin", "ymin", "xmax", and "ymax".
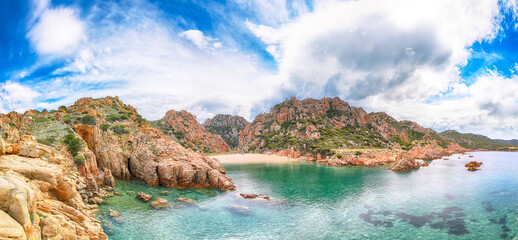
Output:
[{"xmin": 1, "ymin": 0, "xmax": 518, "ymax": 139}]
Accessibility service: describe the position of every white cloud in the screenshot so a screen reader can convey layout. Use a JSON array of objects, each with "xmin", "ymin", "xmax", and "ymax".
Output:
[
  {"xmin": 245, "ymin": 0, "xmax": 518, "ymax": 138},
  {"xmin": 28, "ymin": 7, "xmax": 85, "ymax": 55},
  {"xmin": 0, "ymin": 82, "xmax": 40, "ymax": 113},
  {"xmin": 179, "ymin": 30, "xmax": 218, "ymax": 49},
  {"xmin": 39, "ymin": 2, "xmax": 279, "ymax": 121}
]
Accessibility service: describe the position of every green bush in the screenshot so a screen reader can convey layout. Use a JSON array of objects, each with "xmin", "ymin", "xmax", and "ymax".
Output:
[
  {"xmin": 8, "ymin": 122, "xmax": 15, "ymax": 127},
  {"xmin": 74, "ymin": 155, "xmax": 85, "ymax": 166},
  {"xmin": 64, "ymin": 118, "xmax": 71, "ymax": 124},
  {"xmin": 111, "ymin": 125, "xmax": 129, "ymax": 134},
  {"xmin": 58, "ymin": 106, "xmax": 67, "ymax": 111},
  {"xmin": 80, "ymin": 115, "xmax": 96, "ymax": 125},
  {"xmin": 37, "ymin": 137, "xmax": 57, "ymax": 146},
  {"xmin": 63, "ymin": 133, "xmax": 82, "ymax": 156},
  {"xmin": 120, "ymin": 115, "xmax": 129, "ymax": 120},
  {"xmin": 336, "ymin": 154, "xmax": 343, "ymax": 158},
  {"xmin": 101, "ymin": 123, "xmax": 110, "ymax": 131},
  {"xmin": 355, "ymin": 151, "xmax": 362, "ymax": 156},
  {"xmin": 82, "ymin": 111, "xmax": 88, "ymax": 114},
  {"xmin": 105, "ymin": 114, "xmax": 120, "ymax": 122}
]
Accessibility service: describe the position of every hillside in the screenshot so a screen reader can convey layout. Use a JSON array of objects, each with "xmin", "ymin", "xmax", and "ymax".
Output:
[
  {"xmin": 238, "ymin": 97, "xmax": 452, "ymax": 158},
  {"xmin": 439, "ymin": 130, "xmax": 510, "ymax": 150},
  {"xmin": 494, "ymin": 139, "xmax": 518, "ymax": 146},
  {"xmin": 203, "ymin": 114, "xmax": 249, "ymax": 149},
  {"xmin": 150, "ymin": 110, "xmax": 229, "ymax": 153}
]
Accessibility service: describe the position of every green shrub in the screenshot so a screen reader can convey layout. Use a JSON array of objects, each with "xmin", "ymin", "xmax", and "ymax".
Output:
[
  {"xmin": 336, "ymin": 154, "xmax": 343, "ymax": 158},
  {"xmin": 8, "ymin": 122, "xmax": 15, "ymax": 127},
  {"xmin": 101, "ymin": 123, "xmax": 110, "ymax": 131},
  {"xmin": 63, "ymin": 133, "xmax": 82, "ymax": 156},
  {"xmin": 355, "ymin": 151, "xmax": 362, "ymax": 156},
  {"xmin": 64, "ymin": 118, "xmax": 71, "ymax": 124},
  {"xmin": 58, "ymin": 106, "xmax": 67, "ymax": 111},
  {"xmin": 37, "ymin": 137, "xmax": 57, "ymax": 146},
  {"xmin": 111, "ymin": 125, "xmax": 129, "ymax": 134},
  {"xmin": 82, "ymin": 111, "xmax": 88, "ymax": 114},
  {"xmin": 80, "ymin": 115, "xmax": 96, "ymax": 125},
  {"xmin": 120, "ymin": 115, "xmax": 129, "ymax": 120},
  {"xmin": 105, "ymin": 114, "xmax": 120, "ymax": 122},
  {"xmin": 74, "ymin": 155, "xmax": 85, "ymax": 166}
]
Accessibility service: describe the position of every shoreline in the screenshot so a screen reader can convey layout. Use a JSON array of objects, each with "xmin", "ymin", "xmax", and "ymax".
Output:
[{"xmin": 211, "ymin": 153, "xmax": 298, "ymax": 164}]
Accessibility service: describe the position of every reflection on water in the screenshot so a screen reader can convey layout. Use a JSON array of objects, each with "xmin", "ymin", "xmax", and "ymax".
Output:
[{"xmin": 98, "ymin": 152, "xmax": 518, "ymax": 239}]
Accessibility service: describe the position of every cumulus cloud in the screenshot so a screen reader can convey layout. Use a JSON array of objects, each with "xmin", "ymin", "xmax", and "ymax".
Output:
[
  {"xmin": 28, "ymin": 6, "xmax": 85, "ymax": 55},
  {"xmin": 0, "ymin": 82, "xmax": 40, "ymax": 113},
  {"xmin": 246, "ymin": 0, "xmax": 518, "ymax": 138}
]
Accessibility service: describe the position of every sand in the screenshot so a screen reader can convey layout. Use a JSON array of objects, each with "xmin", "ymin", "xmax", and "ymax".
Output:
[{"xmin": 211, "ymin": 153, "xmax": 296, "ymax": 164}]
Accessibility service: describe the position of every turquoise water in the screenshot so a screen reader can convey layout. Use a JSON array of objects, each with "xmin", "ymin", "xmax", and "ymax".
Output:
[{"xmin": 98, "ymin": 152, "xmax": 518, "ymax": 239}]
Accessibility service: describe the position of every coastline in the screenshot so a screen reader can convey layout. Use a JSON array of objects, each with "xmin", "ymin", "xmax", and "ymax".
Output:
[{"xmin": 211, "ymin": 153, "xmax": 298, "ymax": 164}]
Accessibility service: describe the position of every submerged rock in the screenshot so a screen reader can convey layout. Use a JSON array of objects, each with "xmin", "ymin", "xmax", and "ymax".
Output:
[
  {"xmin": 239, "ymin": 193, "xmax": 272, "ymax": 200},
  {"xmin": 109, "ymin": 209, "xmax": 125, "ymax": 224},
  {"xmin": 175, "ymin": 198, "xmax": 198, "ymax": 208},
  {"xmin": 226, "ymin": 205, "xmax": 251, "ymax": 216},
  {"xmin": 150, "ymin": 198, "xmax": 172, "ymax": 209},
  {"xmin": 160, "ymin": 191, "xmax": 169, "ymax": 196}
]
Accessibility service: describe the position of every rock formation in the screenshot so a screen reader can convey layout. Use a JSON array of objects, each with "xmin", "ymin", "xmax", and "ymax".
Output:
[
  {"xmin": 238, "ymin": 97, "xmax": 468, "ymax": 169},
  {"xmin": 203, "ymin": 114, "xmax": 249, "ymax": 149},
  {"xmin": 0, "ymin": 96, "xmax": 237, "ymax": 238},
  {"xmin": 150, "ymin": 110, "xmax": 230, "ymax": 153}
]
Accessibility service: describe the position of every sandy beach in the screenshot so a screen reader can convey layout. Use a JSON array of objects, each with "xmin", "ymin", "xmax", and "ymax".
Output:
[{"xmin": 211, "ymin": 153, "xmax": 297, "ymax": 164}]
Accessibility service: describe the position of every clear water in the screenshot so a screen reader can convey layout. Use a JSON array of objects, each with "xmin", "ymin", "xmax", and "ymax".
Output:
[{"xmin": 97, "ymin": 152, "xmax": 518, "ymax": 239}]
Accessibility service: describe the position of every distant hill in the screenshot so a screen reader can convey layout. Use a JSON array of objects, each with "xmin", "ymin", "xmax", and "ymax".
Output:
[
  {"xmin": 439, "ymin": 130, "xmax": 510, "ymax": 150},
  {"xmin": 150, "ymin": 110, "xmax": 229, "ymax": 153},
  {"xmin": 494, "ymin": 139, "xmax": 518, "ymax": 146},
  {"xmin": 203, "ymin": 114, "xmax": 249, "ymax": 149}
]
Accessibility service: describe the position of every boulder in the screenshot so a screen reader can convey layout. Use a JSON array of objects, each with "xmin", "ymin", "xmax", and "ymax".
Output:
[
  {"xmin": 136, "ymin": 192, "xmax": 152, "ymax": 202},
  {"xmin": 0, "ymin": 210, "xmax": 25, "ymax": 240},
  {"xmin": 103, "ymin": 168, "xmax": 116, "ymax": 188},
  {"xmin": 150, "ymin": 198, "xmax": 172, "ymax": 209}
]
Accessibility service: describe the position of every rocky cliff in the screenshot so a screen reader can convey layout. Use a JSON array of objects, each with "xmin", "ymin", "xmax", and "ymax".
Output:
[
  {"xmin": 150, "ymin": 110, "xmax": 229, "ymax": 153},
  {"xmin": 238, "ymin": 97, "xmax": 466, "ymax": 164},
  {"xmin": 203, "ymin": 114, "xmax": 249, "ymax": 149},
  {"xmin": 0, "ymin": 96, "xmax": 236, "ymax": 238}
]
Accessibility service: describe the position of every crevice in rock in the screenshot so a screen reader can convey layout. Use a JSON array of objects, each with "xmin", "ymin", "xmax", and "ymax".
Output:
[
  {"xmin": 75, "ymin": 126, "xmax": 96, "ymax": 153},
  {"xmin": 127, "ymin": 157, "xmax": 133, "ymax": 177}
]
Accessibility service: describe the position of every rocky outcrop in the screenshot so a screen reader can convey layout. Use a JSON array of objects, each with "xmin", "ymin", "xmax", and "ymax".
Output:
[
  {"xmin": 0, "ymin": 156, "xmax": 106, "ymax": 239},
  {"xmin": 150, "ymin": 110, "xmax": 229, "ymax": 153},
  {"xmin": 388, "ymin": 143, "xmax": 467, "ymax": 171},
  {"xmin": 203, "ymin": 114, "xmax": 249, "ymax": 149}
]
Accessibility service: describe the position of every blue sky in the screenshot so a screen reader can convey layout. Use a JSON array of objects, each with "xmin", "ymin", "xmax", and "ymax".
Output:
[{"xmin": 1, "ymin": 0, "xmax": 518, "ymax": 139}]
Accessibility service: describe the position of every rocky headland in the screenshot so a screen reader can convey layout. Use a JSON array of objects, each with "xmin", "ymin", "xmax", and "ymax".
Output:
[
  {"xmin": 237, "ymin": 97, "xmax": 473, "ymax": 170},
  {"xmin": 0, "ymin": 96, "xmax": 235, "ymax": 239}
]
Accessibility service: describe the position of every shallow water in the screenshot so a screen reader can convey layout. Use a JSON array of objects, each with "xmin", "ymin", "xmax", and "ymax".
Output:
[{"xmin": 98, "ymin": 152, "xmax": 518, "ymax": 239}]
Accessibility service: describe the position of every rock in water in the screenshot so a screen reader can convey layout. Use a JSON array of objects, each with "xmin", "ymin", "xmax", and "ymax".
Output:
[
  {"xmin": 150, "ymin": 198, "xmax": 172, "ymax": 209},
  {"xmin": 136, "ymin": 192, "xmax": 152, "ymax": 202},
  {"xmin": 388, "ymin": 152, "xmax": 420, "ymax": 171},
  {"xmin": 103, "ymin": 168, "xmax": 116, "ymax": 188}
]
